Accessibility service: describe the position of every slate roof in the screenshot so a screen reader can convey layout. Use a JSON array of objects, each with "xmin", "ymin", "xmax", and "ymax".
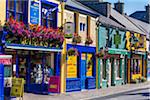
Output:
[
  {"xmin": 65, "ymin": 0, "xmax": 100, "ymax": 17},
  {"xmin": 130, "ymin": 11, "xmax": 147, "ymax": 23},
  {"xmin": 111, "ymin": 9, "xmax": 145, "ymax": 35},
  {"xmin": 97, "ymin": 16, "xmax": 125, "ymax": 30},
  {"xmin": 77, "ymin": 1, "xmax": 146, "ymax": 35},
  {"xmin": 125, "ymin": 16, "xmax": 150, "ymax": 39}
]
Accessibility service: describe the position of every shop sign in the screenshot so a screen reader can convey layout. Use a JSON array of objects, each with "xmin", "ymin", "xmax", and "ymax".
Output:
[
  {"xmin": 30, "ymin": 1, "xmax": 39, "ymax": 24},
  {"xmin": 114, "ymin": 32, "xmax": 121, "ymax": 48},
  {"xmin": 67, "ymin": 56, "xmax": 77, "ymax": 78},
  {"xmin": 0, "ymin": 55, "xmax": 12, "ymax": 65},
  {"xmin": 48, "ymin": 76, "xmax": 60, "ymax": 93},
  {"xmin": 64, "ymin": 22, "xmax": 74, "ymax": 39},
  {"xmin": 10, "ymin": 78, "xmax": 24, "ymax": 97},
  {"xmin": 86, "ymin": 54, "xmax": 93, "ymax": 77},
  {"xmin": 0, "ymin": 59, "xmax": 11, "ymax": 65},
  {"xmin": 108, "ymin": 49, "xmax": 128, "ymax": 55}
]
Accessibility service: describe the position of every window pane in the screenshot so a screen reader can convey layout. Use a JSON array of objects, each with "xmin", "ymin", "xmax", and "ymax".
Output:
[
  {"xmin": 16, "ymin": 13, "xmax": 23, "ymax": 21},
  {"xmin": 42, "ymin": 18, "xmax": 46, "ymax": 27},
  {"xmin": 16, "ymin": 0, "xmax": 23, "ymax": 13},
  {"xmin": 8, "ymin": 0, "xmax": 14, "ymax": 10},
  {"xmin": 7, "ymin": 11, "xmax": 15, "ymax": 19}
]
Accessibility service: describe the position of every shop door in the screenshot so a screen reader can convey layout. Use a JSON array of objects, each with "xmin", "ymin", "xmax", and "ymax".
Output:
[
  {"xmin": 0, "ymin": 64, "xmax": 4, "ymax": 100},
  {"xmin": 81, "ymin": 60, "xmax": 86, "ymax": 89}
]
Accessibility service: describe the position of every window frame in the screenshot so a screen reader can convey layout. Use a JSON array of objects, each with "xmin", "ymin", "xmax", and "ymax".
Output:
[
  {"xmin": 6, "ymin": 0, "xmax": 28, "ymax": 24},
  {"xmin": 41, "ymin": 2, "xmax": 58, "ymax": 28}
]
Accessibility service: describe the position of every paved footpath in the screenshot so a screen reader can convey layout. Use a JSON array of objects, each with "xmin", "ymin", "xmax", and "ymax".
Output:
[{"xmin": 21, "ymin": 82, "xmax": 150, "ymax": 100}]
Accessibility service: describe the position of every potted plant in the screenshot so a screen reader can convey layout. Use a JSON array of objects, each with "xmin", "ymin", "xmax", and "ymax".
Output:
[
  {"xmin": 85, "ymin": 36, "xmax": 93, "ymax": 45},
  {"xmin": 96, "ymin": 49, "xmax": 105, "ymax": 58},
  {"xmin": 67, "ymin": 48, "xmax": 78, "ymax": 56},
  {"xmin": 72, "ymin": 33, "xmax": 81, "ymax": 45}
]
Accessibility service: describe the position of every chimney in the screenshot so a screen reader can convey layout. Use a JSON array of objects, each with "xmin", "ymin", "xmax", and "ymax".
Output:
[
  {"xmin": 96, "ymin": 2, "xmax": 111, "ymax": 17},
  {"xmin": 146, "ymin": 4, "xmax": 150, "ymax": 24},
  {"xmin": 114, "ymin": 1, "xmax": 124, "ymax": 14}
]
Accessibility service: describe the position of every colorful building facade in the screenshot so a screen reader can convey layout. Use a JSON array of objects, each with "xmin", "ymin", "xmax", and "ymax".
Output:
[
  {"xmin": 126, "ymin": 31, "xmax": 147, "ymax": 83},
  {"xmin": 97, "ymin": 24, "xmax": 128, "ymax": 88},
  {"xmin": 63, "ymin": 0, "xmax": 99, "ymax": 92},
  {"xmin": 0, "ymin": 0, "xmax": 66, "ymax": 95}
]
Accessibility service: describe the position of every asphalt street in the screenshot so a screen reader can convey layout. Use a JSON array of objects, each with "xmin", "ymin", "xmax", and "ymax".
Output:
[{"xmin": 92, "ymin": 88, "xmax": 150, "ymax": 100}]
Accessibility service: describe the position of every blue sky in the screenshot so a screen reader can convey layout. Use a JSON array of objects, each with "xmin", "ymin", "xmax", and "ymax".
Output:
[{"xmin": 107, "ymin": 0, "xmax": 149, "ymax": 15}]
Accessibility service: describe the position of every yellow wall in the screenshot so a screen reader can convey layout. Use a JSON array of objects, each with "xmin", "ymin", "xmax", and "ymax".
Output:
[
  {"xmin": 126, "ymin": 31, "xmax": 146, "ymax": 52},
  {"xmin": 63, "ymin": 9, "xmax": 97, "ymax": 46},
  {"xmin": 0, "ymin": 0, "xmax": 6, "ymax": 25}
]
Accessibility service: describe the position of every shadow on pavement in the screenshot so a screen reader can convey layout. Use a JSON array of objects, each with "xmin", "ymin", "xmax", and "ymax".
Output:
[{"xmin": 125, "ymin": 92, "xmax": 150, "ymax": 97}]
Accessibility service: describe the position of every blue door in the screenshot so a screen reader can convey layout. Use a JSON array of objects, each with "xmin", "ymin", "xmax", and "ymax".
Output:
[
  {"xmin": 0, "ymin": 64, "xmax": 4, "ymax": 100},
  {"xmin": 81, "ymin": 60, "xmax": 86, "ymax": 89}
]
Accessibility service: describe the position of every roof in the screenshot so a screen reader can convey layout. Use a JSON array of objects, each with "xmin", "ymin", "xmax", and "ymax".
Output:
[
  {"xmin": 130, "ymin": 11, "xmax": 147, "ymax": 23},
  {"xmin": 125, "ymin": 16, "xmax": 150, "ymax": 39},
  {"xmin": 111, "ymin": 9, "xmax": 145, "ymax": 35},
  {"xmin": 65, "ymin": 0, "xmax": 100, "ymax": 17},
  {"xmin": 77, "ymin": 1, "xmax": 146, "ymax": 35},
  {"xmin": 98, "ymin": 16, "xmax": 125, "ymax": 30}
]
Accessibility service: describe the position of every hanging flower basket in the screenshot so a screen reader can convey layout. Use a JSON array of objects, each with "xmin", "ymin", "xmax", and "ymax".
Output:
[
  {"xmin": 72, "ymin": 33, "xmax": 82, "ymax": 44},
  {"xmin": 85, "ymin": 36, "xmax": 93, "ymax": 45},
  {"xmin": 67, "ymin": 48, "xmax": 79, "ymax": 56},
  {"xmin": 96, "ymin": 49, "xmax": 105, "ymax": 58}
]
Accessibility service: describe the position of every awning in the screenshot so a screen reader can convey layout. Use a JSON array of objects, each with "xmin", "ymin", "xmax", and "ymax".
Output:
[
  {"xmin": 108, "ymin": 48, "xmax": 129, "ymax": 55},
  {"xmin": 5, "ymin": 44, "xmax": 62, "ymax": 52}
]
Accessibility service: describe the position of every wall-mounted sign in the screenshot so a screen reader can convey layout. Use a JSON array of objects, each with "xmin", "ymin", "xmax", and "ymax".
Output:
[
  {"xmin": 30, "ymin": 1, "xmax": 40, "ymax": 24},
  {"xmin": 48, "ymin": 76, "xmax": 60, "ymax": 93},
  {"xmin": 67, "ymin": 55, "xmax": 77, "ymax": 78},
  {"xmin": 64, "ymin": 22, "xmax": 74, "ymax": 39}
]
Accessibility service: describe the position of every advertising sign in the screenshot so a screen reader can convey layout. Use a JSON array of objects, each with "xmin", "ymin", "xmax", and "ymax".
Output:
[
  {"xmin": 30, "ymin": 1, "xmax": 39, "ymax": 24},
  {"xmin": 48, "ymin": 76, "xmax": 60, "ymax": 93},
  {"xmin": 86, "ymin": 54, "xmax": 93, "ymax": 77},
  {"xmin": 67, "ymin": 56, "xmax": 77, "ymax": 78},
  {"xmin": 10, "ymin": 78, "xmax": 24, "ymax": 97},
  {"xmin": 64, "ymin": 22, "xmax": 74, "ymax": 38}
]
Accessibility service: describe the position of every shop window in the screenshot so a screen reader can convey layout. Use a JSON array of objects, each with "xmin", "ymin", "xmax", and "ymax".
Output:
[
  {"xmin": 116, "ymin": 59, "xmax": 121, "ymax": 78},
  {"xmin": 18, "ymin": 57, "xmax": 27, "ymax": 80},
  {"xmin": 102, "ymin": 59, "xmax": 107, "ymax": 80},
  {"xmin": 86, "ymin": 54, "xmax": 93, "ymax": 77},
  {"xmin": 41, "ymin": 3, "xmax": 57, "ymax": 28},
  {"xmin": 6, "ymin": 0, "xmax": 28, "ymax": 23},
  {"xmin": 30, "ymin": 54, "xmax": 43, "ymax": 84}
]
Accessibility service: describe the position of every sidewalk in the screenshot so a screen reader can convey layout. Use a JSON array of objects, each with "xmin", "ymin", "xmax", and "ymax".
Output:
[{"xmin": 22, "ymin": 82, "xmax": 150, "ymax": 100}]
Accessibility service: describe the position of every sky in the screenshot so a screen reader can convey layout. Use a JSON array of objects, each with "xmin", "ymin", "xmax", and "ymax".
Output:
[{"xmin": 107, "ymin": 0, "xmax": 149, "ymax": 15}]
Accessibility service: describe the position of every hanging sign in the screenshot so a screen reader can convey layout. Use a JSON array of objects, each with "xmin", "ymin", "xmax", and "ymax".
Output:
[
  {"xmin": 10, "ymin": 78, "xmax": 24, "ymax": 97},
  {"xmin": 48, "ymin": 76, "xmax": 60, "ymax": 93},
  {"xmin": 67, "ymin": 55, "xmax": 77, "ymax": 78},
  {"xmin": 30, "ymin": 1, "xmax": 40, "ymax": 24},
  {"xmin": 64, "ymin": 22, "xmax": 74, "ymax": 39}
]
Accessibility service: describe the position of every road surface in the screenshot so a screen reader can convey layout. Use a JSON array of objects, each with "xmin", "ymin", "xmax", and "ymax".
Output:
[{"xmin": 92, "ymin": 88, "xmax": 150, "ymax": 100}]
